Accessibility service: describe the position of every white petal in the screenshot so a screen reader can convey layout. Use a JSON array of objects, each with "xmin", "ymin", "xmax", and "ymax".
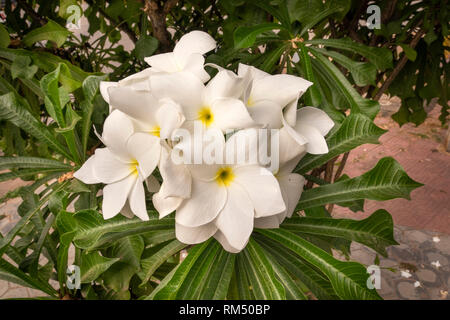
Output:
[
  {"xmin": 102, "ymin": 174, "xmax": 135, "ymax": 219},
  {"xmin": 278, "ymin": 127, "xmax": 307, "ymax": 166},
  {"xmin": 153, "ymin": 193, "xmax": 183, "ymax": 218},
  {"xmin": 73, "ymin": 155, "xmax": 100, "ymax": 184},
  {"xmin": 248, "ymin": 100, "xmax": 283, "ymax": 128},
  {"xmin": 283, "ymin": 95, "xmax": 298, "ymax": 127},
  {"xmin": 254, "ymin": 216, "xmax": 280, "ymax": 229},
  {"xmin": 224, "ymin": 128, "xmax": 260, "ymax": 166},
  {"xmin": 144, "ymin": 52, "xmax": 179, "ymax": 73},
  {"xmin": 175, "ymin": 222, "xmax": 218, "ymax": 245},
  {"xmin": 203, "ymin": 69, "xmax": 243, "ymax": 104},
  {"xmin": 101, "ymin": 110, "xmax": 135, "ymax": 160},
  {"xmin": 149, "ymin": 72, "xmax": 204, "ymax": 118},
  {"xmin": 93, "ymin": 148, "xmax": 132, "ymax": 184},
  {"xmin": 126, "ymin": 133, "xmax": 161, "ymax": 179},
  {"xmin": 237, "ymin": 63, "xmax": 269, "ymax": 81},
  {"xmin": 233, "ymin": 165, "xmax": 286, "ymax": 218},
  {"xmin": 214, "ymin": 230, "xmax": 243, "ymax": 253},
  {"xmin": 155, "ymin": 99, "xmax": 185, "ymax": 139},
  {"xmin": 216, "ymin": 183, "xmax": 254, "ymax": 251},
  {"xmin": 297, "ymin": 106, "xmax": 334, "ymax": 136},
  {"xmin": 211, "ymin": 98, "xmax": 255, "ymax": 131},
  {"xmin": 118, "ymin": 67, "xmax": 154, "ymax": 90},
  {"xmin": 174, "ymin": 30, "xmax": 216, "ymax": 64},
  {"xmin": 176, "ymin": 179, "xmax": 227, "ymax": 227},
  {"xmin": 295, "ymin": 123, "xmax": 329, "ymax": 154},
  {"xmin": 128, "ymin": 177, "xmax": 149, "ymax": 221},
  {"xmin": 278, "ymin": 173, "xmax": 305, "ymax": 218},
  {"xmin": 252, "ymin": 74, "xmax": 312, "ymax": 107},
  {"xmin": 99, "ymin": 81, "xmax": 118, "ymax": 104},
  {"xmin": 108, "ymin": 87, "xmax": 159, "ymax": 125},
  {"xmin": 158, "ymin": 145, "xmax": 191, "ymax": 199},
  {"xmin": 181, "ymin": 53, "xmax": 210, "ymax": 82}
]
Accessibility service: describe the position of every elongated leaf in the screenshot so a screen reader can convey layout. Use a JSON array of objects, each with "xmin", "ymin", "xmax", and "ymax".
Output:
[
  {"xmin": 240, "ymin": 238, "xmax": 285, "ymax": 300},
  {"xmin": 234, "ymin": 23, "xmax": 284, "ymax": 49},
  {"xmin": 282, "ymin": 210, "xmax": 398, "ymax": 256},
  {"xmin": 106, "ymin": 235, "xmax": 144, "ymax": 269},
  {"xmin": 296, "ymin": 113, "xmax": 386, "ymax": 173},
  {"xmin": 149, "ymin": 240, "xmax": 211, "ymax": 300},
  {"xmin": 256, "ymin": 235, "xmax": 338, "ymax": 299},
  {"xmin": 306, "ymin": 38, "xmax": 393, "ymax": 71},
  {"xmin": 296, "ymin": 44, "xmax": 322, "ymax": 106},
  {"xmin": 71, "ymin": 210, "xmax": 174, "ymax": 250},
  {"xmin": 311, "ymin": 53, "xmax": 380, "ymax": 119},
  {"xmin": 0, "ymin": 258, "xmax": 56, "ymax": 296},
  {"xmin": 262, "ymin": 248, "xmax": 308, "ymax": 300},
  {"xmin": 0, "ymin": 156, "xmax": 72, "ymax": 170},
  {"xmin": 80, "ymin": 251, "xmax": 119, "ymax": 283},
  {"xmin": 23, "ymin": 19, "xmax": 69, "ymax": 47},
  {"xmin": 198, "ymin": 248, "xmax": 236, "ymax": 300},
  {"xmin": 0, "ymin": 23, "xmax": 10, "ymax": 48},
  {"xmin": 0, "ymin": 93, "xmax": 72, "ymax": 159},
  {"xmin": 257, "ymin": 229, "xmax": 381, "ymax": 299},
  {"xmin": 139, "ymin": 240, "xmax": 186, "ymax": 285},
  {"xmin": 310, "ymin": 47, "xmax": 377, "ymax": 86},
  {"xmin": 297, "ymin": 157, "xmax": 422, "ymax": 210}
]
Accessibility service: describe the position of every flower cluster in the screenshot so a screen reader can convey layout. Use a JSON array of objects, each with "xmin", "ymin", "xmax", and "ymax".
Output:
[{"xmin": 74, "ymin": 31, "xmax": 334, "ymax": 253}]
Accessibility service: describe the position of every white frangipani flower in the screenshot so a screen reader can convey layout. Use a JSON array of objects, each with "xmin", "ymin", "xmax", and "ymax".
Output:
[
  {"xmin": 170, "ymin": 129, "xmax": 286, "ymax": 253},
  {"xmin": 145, "ymin": 30, "xmax": 216, "ymax": 82},
  {"xmin": 74, "ymin": 110, "xmax": 161, "ymax": 221},
  {"xmin": 238, "ymin": 63, "xmax": 313, "ymax": 128},
  {"xmin": 150, "ymin": 70, "xmax": 255, "ymax": 132},
  {"xmin": 280, "ymin": 106, "xmax": 335, "ymax": 163}
]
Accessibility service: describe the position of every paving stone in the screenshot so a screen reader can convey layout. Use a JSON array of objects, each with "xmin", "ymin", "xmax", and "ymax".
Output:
[
  {"xmin": 0, "ymin": 280, "xmax": 9, "ymax": 297},
  {"xmin": 397, "ymin": 281, "xmax": 419, "ymax": 299},
  {"xmin": 416, "ymin": 269, "xmax": 437, "ymax": 283},
  {"xmin": 1, "ymin": 286, "xmax": 29, "ymax": 299},
  {"xmin": 426, "ymin": 252, "xmax": 448, "ymax": 266},
  {"xmin": 405, "ymin": 230, "xmax": 430, "ymax": 243},
  {"xmin": 351, "ymin": 248, "xmax": 375, "ymax": 265},
  {"xmin": 434, "ymin": 237, "xmax": 450, "ymax": 255}
]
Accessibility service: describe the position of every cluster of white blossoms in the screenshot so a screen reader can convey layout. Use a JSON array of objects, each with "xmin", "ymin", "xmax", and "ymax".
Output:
[{"xmin": 74, "ymin": 31, "xmax": 334, "ymax": 253}]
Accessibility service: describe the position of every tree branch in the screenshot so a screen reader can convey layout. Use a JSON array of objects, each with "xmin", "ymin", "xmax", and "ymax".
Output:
[
  {"xmin": 373, "ymin": 28, "xmax": 425, "ymax": 101},
  {"xmin": 17, "ymin": 0, "xmax": 47, "ymax": 26},
  {"xmin": 144, "ymin": 0, "xmax": 178, "ymax": 52}
]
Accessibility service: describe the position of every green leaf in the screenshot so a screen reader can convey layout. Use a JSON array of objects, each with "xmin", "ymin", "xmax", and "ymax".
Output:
[
  {"xmin": 0, "ymin": 258, "xmax": 56, "ymax": 296},
  {"xmin": 23, "ymin": 19, "xmax": 69, "ymax": 48},
  {"xmin": 256, "ymin": 234, "xmax": 339, "ymax": 299},
  {"xmin": 135, "ymin": 36, "xmax": 159, "ymax": 60},
  {"xmin": 310, "ymin": 47, "xmax": 377, "ymax": 86},
  {"xmin": 234, "ymin": 23, "xmax": 283, "ymax": 49},
  {"xmin": 296, "ymin": 113, "xmax": 386, "ymax": 173},
  {"xmin": 71, "ymin": 210, "xmax": 174, "ymax": 250},
  {"xmin": 102, "ymin": 262, "xmax": 137, "ymax": 293},
  {"xmin": 240, "ymin": 238, "xmax": 286, "ymax": 299},
  {"xmin": 296, "ymin": 44, "xmax": 322, "ymax": 106},
  {"xmin": 0, "ymin": 156, "xmax": 72, "ymax": 170},
  {"xmin": 398, "ymin": 43, "xmax": 417, "ymax": 61},
  {"xmin": 106, "ymin": 235, "xmax": 144, "ymax": 270},
  {"xmin": 0, "ymin": 24, "xmax": 10, "ymax": 48},
  {"xmin": 282, "ymin": 210, "xmax": 398, "ymax": 256},
  {"xmin": 148, "ymin": 240, "xmax": 211, "ymax": 300},
  {"xmin": 11, "ymin": 56, "xmax": 38, "ymax": 80},
  {"xmin": 306, "ymin": 38, "xmax": 393, "ymax": 71},
  {"xmin": 297, "ymin": 157, "xmax": 423, "ymax": 210},
  {"xmin": 80, "ymin": 251, "xmax": 119, "ymax": 283},
  {"xmin": 138, "ymin": 240, "xmax": 186, "ymax": 285},
  {"xmin": 311, "ymin": 52, "xmax": 380, "ymax": 119},
  {"xmin": 0, "ymin": 93, "xmax": 72, "ymax": 159},
  {"xmin": 257, "ymin": 229, "xmax": 382, "ymax": 299}
]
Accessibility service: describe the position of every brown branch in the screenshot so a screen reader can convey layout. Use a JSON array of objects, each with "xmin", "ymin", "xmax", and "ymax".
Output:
[
  {"xmin": 373, "ymin": 29, "xmax": 425, "ymax": 101},
  {"xmin": 17, "ymin": 0, "xmax": 47, "ymax": 26},
  {"xmin": 144, "ymin": 0, "xmax": 178, "ymax": 52}
]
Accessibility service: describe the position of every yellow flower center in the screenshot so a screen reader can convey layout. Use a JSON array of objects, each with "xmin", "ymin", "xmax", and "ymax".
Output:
[
  {"xmin": 129, "ymin": 159, "xmax": 139, "ymax": 176},
  {"xmin": 215, "ymin": 167, "xmax": 234, "ymax": 187},
  {"xmin": 149, "ymin": 125, "xmax": 160, "ymax": 137},
  {"xmin": 198, "ymin": 106, "xmax": 214, "ymax": 127},
  {"xmin": 246, "ymin": 96, "xmax": 255, "ymax": 107}
]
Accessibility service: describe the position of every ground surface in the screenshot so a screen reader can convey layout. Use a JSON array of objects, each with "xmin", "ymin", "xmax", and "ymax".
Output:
[{"xmin": 0, "ymin": 97, "xmax": 448, "ymax": 299}]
